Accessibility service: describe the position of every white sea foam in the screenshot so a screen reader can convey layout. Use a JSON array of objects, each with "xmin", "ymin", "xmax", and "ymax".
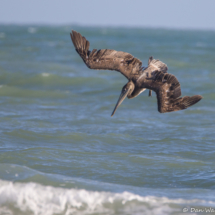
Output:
[
  {"xmin": 47, "ymin": 41, "xmax": 56, "ymax": 47},
  {"xmin": 196, "ymin": 42, "xmax": 206, "ymax": 47},
  {"xmin": 41, "ymin": 73, "xmax": 50, "ymax": 77},
  {"xmin": 28, "ymin": 27, "xmax": 37, "ymax": 34},
  {"xmin": 0, "ymin": 33, "xmax": 5, "ymax": 39},
  {"xmin": 0, "ymin": 180, "xmax": 214, "ymax": 215}
]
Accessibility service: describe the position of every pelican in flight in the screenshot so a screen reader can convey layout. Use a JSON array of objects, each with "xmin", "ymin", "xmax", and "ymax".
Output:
[{"xmin": 70, "ymin": 30, "xmax": 202, "ymax": 116}]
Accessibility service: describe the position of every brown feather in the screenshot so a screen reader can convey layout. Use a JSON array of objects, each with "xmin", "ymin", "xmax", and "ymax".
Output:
[
  {"xmin": 139, "ymin": 71, "xmax": 202, "ymax": 113},
  {"xmin": 70, "ymin": 30, "xmax": 142, "ymax": 80},
  {"xmin": 146, "ymin": 57, "xmax": 168, "ymax": 74}
]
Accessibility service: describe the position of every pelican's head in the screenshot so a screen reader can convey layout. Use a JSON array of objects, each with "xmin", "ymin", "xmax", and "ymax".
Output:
[{"xmin": 111, "ymin": 81, "xmax": 135, "ymax": 117}]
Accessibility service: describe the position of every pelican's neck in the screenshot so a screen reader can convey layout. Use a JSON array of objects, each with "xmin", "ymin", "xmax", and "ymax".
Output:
[
  {"xmin": 129, "ymin": 87, "xmax": 146, "ymax": 99},
  {"xmin": 126, "ymin": 81, "xmax": 135, "ymax": 98}
]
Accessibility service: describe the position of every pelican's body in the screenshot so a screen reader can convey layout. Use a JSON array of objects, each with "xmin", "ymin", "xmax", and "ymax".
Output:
[{"xmin": 70, "ymin": 30, "xmax": 202, "ymax": 116}]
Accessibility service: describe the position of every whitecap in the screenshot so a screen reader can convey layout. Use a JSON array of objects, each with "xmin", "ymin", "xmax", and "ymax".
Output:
[
  {"xmin": 47, "ymin": 41, "xmax": 56, "ymax": 47},
  {"xmin": 196, "ymin": 42, "xmax": 206, "ymax": 47},
  {"xmin": 0, "ymin": 33, "xmax": 5, "ymax": 39},
  {"xmin": 0, "ymin": 180, "xmax": 214, "ymax": 215},
  {"xmin": 101, "ymin": 28, "xmax": 107, "ymax": 35},
  {"xmin": 41, "ymin": 73, "xmax": 50, "ymax": 77},
  {"xmin": 28, "ymin": 27, "xmax": 37, "ymax": 34}
]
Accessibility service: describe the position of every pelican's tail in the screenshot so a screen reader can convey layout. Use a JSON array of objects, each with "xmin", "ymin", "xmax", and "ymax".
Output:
[
  {"xmin": 172, "ymin": 95, "xmax": 203, "ymax": 112},
  {"xmin": 70, "ymin": 30, "xmax": 90, "ymax": 60}
]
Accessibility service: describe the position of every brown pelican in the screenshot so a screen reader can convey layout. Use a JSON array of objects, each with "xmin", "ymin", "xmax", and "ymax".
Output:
[{"xmin": 70, "ymin": 30, "xmax": 202, "ymax": 116}]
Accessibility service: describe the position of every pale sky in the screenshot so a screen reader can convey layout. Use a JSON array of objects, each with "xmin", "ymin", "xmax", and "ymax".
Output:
[{"xmin": 0, "ymin": 0, "xmax": 215, "ymax": 30}]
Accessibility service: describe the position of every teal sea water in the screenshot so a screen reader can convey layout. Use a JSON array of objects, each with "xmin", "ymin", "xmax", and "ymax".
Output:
[{"xmin": 0, "ymin": 25, "xmax": 215, "ymax": 215}]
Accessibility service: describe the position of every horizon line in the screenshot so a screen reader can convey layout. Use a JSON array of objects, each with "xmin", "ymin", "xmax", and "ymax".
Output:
[{"xmin": 0, "ymin": 22, "xmax": 215, "ymax": 32}]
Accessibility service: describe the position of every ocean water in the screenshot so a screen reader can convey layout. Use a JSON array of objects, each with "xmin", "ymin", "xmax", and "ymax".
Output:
[{"xmin": 0, "ymin": 25, "xmax": 215, "ymax": 215}]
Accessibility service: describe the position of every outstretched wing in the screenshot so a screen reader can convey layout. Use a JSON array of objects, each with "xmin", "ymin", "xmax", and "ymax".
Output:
[
  {"xmin": 142, "ymin": 71, "xmax": 202, "ymax": 113},
  {"xmin": 70, "ymin": 30, "xmax": 143, "ymax": 80}
]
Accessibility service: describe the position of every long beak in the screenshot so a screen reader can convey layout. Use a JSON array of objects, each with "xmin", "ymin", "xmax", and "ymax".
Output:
[{"xmin": 111, "ymin": 88, "xmax": 130, "ymax": 117}]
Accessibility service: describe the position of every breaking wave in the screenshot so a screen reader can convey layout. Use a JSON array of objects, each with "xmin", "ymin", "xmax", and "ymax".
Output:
[{"xmin": 0, "ymin": 180, "xmax": 214, "ymax": 215}]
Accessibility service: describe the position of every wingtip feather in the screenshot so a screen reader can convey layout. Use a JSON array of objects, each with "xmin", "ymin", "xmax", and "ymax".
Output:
[{"xmin": 70, "ymin": 30, "xmax": 90, "ymax": 59}]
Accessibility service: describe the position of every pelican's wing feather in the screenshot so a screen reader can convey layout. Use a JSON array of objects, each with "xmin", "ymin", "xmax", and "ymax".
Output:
[
  {"xmin": 147, "ymin": 56, "xmax": 168, "ymax": 73},
  {"xmin": 144, "ymin": 71, "xmax": 202, "ymax": 113},
  {"xmin": 70, "ymin": 30, "xmax": 143, "ymax": 80}
]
